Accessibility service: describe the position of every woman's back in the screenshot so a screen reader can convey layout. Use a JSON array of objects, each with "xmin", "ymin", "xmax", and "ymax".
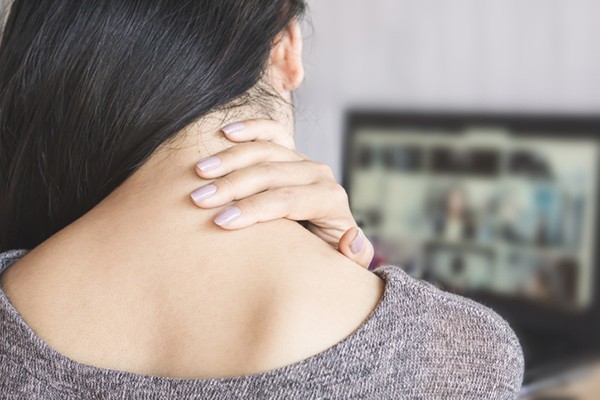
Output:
[
  {"xmin": 1, "ymin": 216, "xmax": 387, "ymax": 380},
  {"xmin": 1, "ymin": 238, "xmax": 523, "ymax": 399}
]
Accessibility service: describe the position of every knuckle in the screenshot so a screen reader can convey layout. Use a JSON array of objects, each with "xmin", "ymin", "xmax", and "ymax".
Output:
[
  {"xmin": 256, "ymin": 162, "xmax": 281, "ymax": 185},
  {"xmin": 255, "ymin": 142, "xmax": 283, "ymax": 160},
  {"xmin": 237, "ymin": 196, "xmax": 261, "ymax": 215},
  {"xmin": 218, "ymin": 175, "xmax": 238, "ymax": 194},
  {"xmin": 331, "ymin": 182, "xmax": 349, "ymax": 202},
  {"xmin": 316, "ymin": 162, "xmax": 335, "ymax": 179},
  {"xmin": 284, "ymin": 138, "xmax": 297, "ymax": 151},
  {"xmin": 276, "ymin": 187, "xmax": 296, "ymax": 207},
  {"xmin": 258, "ymin": 161, "xmax": 277, "ymax": 176},
  {"xmin": 302, "ymin": 161, "xmax": 332, "ymax": 182}
]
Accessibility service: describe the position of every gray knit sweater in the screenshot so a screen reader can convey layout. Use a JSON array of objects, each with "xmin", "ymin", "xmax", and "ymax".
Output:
[{"xmin": 0, "ymin": 249, "xmax": 524, "ymax": 399}]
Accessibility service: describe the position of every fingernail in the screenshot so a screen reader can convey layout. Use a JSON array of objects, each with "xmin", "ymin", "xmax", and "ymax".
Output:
[
  {"xmin": 350, "ymin": 229, "xmax": 364, "ymax": 254},
  {"xmin": 191, "ymin": 184, "xmax": 217, "ymax": 204},
  {"xmin": 214, "ymin": 207, "xmax": 242, "ymax": 226},
  {"xmin": 196, "ymin": 157, "xmax": 221, "ymax": 173},
  {"xmin": 222, "ymin": 122, "xmax": 245, "ymax": 136}
]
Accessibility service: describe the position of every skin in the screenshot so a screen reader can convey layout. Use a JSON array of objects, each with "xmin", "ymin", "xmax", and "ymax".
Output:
[
  {"xmin": 0, "ymin": 20, "xmax": 385, "ymax": 379},
  {"xmin": 191, "ymin": 118, "xmax": 374, "ymax": 268}
]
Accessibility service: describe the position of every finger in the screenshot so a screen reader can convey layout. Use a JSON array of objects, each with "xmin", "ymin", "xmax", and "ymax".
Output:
[
  {"xmin": 190, "ymin": 160, "xmax": 335, "ymax": 208},
  {"xmin": 338, "ymin": 227, "xmax": 375, "ymax": 269},
  {"xmin": 211, "ymin": 182, "xmax": 352, "ymax": 230},
  {"xmin": 195, "ymin": 141, "xmax": 304, "ymax": 179},
  {"xmin": 221, "ymin": 120, "xmax": 296, "ymax": 149}
]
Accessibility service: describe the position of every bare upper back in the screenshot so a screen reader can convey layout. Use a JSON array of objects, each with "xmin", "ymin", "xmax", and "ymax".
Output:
[
  {"xmin": 0, "ymin": 245, "xmax": 385, "ymax": 379},
  {"xmin": 0, "ymin": 248, "xmax": 525, "ymax": 399}
]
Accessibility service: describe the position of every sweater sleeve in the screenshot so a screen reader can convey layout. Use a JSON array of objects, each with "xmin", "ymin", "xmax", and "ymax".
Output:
[{"xmin": 375, "ymin": 265, "xmax": 525, "ymax": 399}]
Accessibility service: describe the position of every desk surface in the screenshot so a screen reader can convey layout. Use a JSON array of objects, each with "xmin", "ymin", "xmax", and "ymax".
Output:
[{"xmin": 522, "ymin": 364, "xmax": 600, "ymax": 399}]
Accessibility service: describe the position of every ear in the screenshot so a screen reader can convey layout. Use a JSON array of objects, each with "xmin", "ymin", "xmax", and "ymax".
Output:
[{"xmin": 268, "ymin": 19, "xmax": 304, "ymax": 93}]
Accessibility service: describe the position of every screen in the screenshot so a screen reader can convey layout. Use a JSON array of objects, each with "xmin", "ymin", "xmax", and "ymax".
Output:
[{"xmin": 347, "ymin": 127, "xmax": 599, "ymax": 311}]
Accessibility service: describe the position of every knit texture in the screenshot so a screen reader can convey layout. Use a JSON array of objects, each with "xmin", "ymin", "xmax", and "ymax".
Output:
[{"xmin": 0, "ymin": 249, "xmax": 524, "ymax": 399}]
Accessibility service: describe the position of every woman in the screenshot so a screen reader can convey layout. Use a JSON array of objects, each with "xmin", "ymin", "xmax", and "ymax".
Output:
[{"xmin": 0, "ymin": 1, "xmax": 524, "ymax": 398}]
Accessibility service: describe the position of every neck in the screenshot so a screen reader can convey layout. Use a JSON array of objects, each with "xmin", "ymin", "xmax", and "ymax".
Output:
[{"xmin": 27, "ymin": 111, "xmax": 340, "ymax": 277}]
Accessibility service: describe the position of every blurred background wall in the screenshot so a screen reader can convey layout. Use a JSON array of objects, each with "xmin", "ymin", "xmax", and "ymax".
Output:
[{"xmin": 295, "ymin": 0, "xmax": 600, "ymax": 180}]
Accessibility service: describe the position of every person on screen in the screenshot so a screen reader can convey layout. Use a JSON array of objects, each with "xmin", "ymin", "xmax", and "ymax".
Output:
[
  {"xmin": 434, "ymin": 184, "xmax": 478, "ymax": 242},
  {"xmin": 0, "ymin": 1, "xmax": 523, "ymax": 398}
]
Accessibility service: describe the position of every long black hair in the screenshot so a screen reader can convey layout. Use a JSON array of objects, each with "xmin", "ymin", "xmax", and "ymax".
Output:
[{"xmin": 0, "ymin": 0, "xmax": 306, "ymax": 252}]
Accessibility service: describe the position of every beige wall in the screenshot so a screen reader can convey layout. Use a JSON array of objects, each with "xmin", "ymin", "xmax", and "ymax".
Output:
[{"xmin": 295, "ymin": 0, "xmax": 600, "ymax": 179}]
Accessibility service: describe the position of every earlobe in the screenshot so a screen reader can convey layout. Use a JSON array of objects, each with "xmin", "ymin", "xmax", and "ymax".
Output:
[
  {"xmin": 270, "ymin": 20, "xmax": 304, "ymax": 93},
  {"xmin": 282, "ymin": 63, "xmax": 304, "ymax": 92}
]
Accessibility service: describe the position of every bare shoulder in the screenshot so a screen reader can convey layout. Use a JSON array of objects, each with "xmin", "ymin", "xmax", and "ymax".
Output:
[{"xmin": 247, "ymin": 256, "xmax": 386, "ymax": 372}]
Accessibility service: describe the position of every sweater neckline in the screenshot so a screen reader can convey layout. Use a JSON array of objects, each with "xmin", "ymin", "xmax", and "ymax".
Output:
[{"xmin": 0, "ymin": 248, "xmax": 400, "ymax": 393}]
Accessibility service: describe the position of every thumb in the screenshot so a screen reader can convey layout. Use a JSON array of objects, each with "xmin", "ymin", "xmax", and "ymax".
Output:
[{"xmin": 338, "ymin": 227, "xmax": 375, "ymax": 269}]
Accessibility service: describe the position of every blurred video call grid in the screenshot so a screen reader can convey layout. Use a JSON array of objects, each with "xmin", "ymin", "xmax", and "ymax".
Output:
[{"xmin": 347, "ymin": 129, "xmax": 598, "ymax": 312}]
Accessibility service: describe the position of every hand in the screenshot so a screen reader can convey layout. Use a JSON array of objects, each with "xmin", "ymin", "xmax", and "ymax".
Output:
[{"xmin": 190, "ymin": 119, "xmax": 375, "ymax": 269}]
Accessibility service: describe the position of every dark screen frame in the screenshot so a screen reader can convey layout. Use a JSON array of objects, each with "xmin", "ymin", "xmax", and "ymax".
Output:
[{"xmin": 342, "ymin": 110, "xmax": 600, "ymax": 382}]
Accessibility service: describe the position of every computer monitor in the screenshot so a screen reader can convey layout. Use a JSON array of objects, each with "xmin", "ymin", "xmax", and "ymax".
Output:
[{"xmin": 343, "ymin": 111, "xmax": 600, "ymax": 386}]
